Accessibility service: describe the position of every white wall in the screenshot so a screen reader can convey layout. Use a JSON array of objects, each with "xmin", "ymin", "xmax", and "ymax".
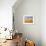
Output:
[
  {"xmin": 41, "ymin": 0, "xmax": 46, "ymax": 46},
  {"xmin": 0, "ymin": 0, "xmax": 17, "ymax": 30},
  {"xmin": 13, "ymin": 0, "xmax": 41, "ymax": 46}
]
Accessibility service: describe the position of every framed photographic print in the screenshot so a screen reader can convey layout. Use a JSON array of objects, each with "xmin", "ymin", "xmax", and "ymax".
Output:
[{"xmin": 23, "ymin": 15, "xmax": 34, "ymax": 24}]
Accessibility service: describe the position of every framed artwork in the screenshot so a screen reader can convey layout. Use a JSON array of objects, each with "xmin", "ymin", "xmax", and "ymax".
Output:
[{"xmin": 23, "ymin": 15, "xmax": 34, "ymax": 24}]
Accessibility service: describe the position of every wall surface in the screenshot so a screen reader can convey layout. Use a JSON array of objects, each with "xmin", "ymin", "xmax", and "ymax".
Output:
[
  {"xmin": 0, "ymin": 0, "xmax": 16, "ymax": 30},
  {"xmin": 13, "ymin": 0, "xmax": 41, "ymax": 46},
  {"xmin": 41, "ymin": 0, "xmax": 46, "ymax": 46}
]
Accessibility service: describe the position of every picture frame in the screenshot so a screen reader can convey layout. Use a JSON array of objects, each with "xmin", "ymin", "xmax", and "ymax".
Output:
[{"xmin": 23, "ymin": 15, "xmax": 34, "ymax": 24}]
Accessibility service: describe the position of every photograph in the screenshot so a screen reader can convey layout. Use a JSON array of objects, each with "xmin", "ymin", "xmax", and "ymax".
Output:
[{"xmin": 0, "ymin": 0, "xmax": 45, "ymax": 46}]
